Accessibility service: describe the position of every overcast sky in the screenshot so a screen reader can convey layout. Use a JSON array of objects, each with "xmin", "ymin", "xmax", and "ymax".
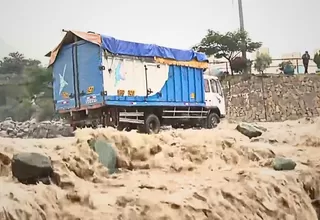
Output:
[{"xmin": 0, "ymin": 0, "xmax": 318, "ymax": 63}]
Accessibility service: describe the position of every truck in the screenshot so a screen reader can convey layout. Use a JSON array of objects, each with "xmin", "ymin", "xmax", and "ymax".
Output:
[{"xmin": 45, "ymin": 30, "xmax": 226, "ymax": 134}]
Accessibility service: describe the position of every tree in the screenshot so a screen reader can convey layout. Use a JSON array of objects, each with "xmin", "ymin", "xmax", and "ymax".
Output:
[
  {"xmin": 0, "ymin": 52, "xmax": 42, "ymax": 75},
  {"xmin": 230, "ymin": 57, "xmax": 252, "ymax": 74},
  {"xmin": 0, "ymin": 52, "xmax": 25, "ymax": 74},
  {"xmin": 314, "ymin": 51, "xmax": 320, "ymax": 69},
  {"xmin": 0, "ymin": 52, "xmax": 54, "ymax": 121},
  {"xmin": 24, "ymin": 65, "xmax": 52, "ymax": 97},
  {"xmin": 254, "ymin": 53, "xmax": 272, "ymax": 74},
  {"xmin": 193, "ymin": 29, "xmax": 262, "ymax": 75}
]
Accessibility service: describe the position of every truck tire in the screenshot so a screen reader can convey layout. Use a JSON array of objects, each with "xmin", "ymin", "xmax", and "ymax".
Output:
[
  {"xmin": 206, "ymin": 112, "xmax": 220, "ymax": 129},
  {"xmin": 142, "ymin": 114, "xmax": 161, "ymax": 134}
]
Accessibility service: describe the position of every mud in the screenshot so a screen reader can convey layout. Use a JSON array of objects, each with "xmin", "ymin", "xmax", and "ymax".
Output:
[{"xmin": 1, "ymin": 118, "xmax": 320, "ymax": 219}]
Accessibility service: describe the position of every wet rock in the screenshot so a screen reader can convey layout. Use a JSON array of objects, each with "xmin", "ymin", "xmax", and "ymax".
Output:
[
  {"xmin": 11, "ymin": 152, "xmax": 54, "ymax": 184},
  {"xmin": 236, "ymin": 122, "xmax": 263, "ymax": 139},
  {"xmin": 273, "ymin": 157, "xmax": 296, "ymax": 171},
  {"xmin": 0, "ymin": 152, "xmax": 11, "ymax": 165},
  {"xmin": 0, "ymin": 152, "xmax": 11, "ymax": 177},
  {"xmin": 268, "ymin": 139, "xmax": 278, "ymax": 144},
  {"xmin": 150, "ymin": 145, "xmax": 162, "ymax": 155},
  {"xmin": 250, "ymin": 137, "xmax": 265, "ymax": 143},
  {"xmin": 90, "ymin": 140, "xmax": 117, "ymax": 174},
  {"xmin": 0, "ymin": 119, "xmax": 74, "ymax": 138},
  {"xmin": 252, "ymin": 124, "xmax": 267, "ymax": 132},
  {"xmin": 221, "ymin": 137, "xmax": 236, "ymax": 148},
  {"xmin": 250, "ymin": 137, "xmax": 278, "ymax": 144},
  {"xmin": 116, "ymin": 155, "xmax": 133, "ymax": 170}
]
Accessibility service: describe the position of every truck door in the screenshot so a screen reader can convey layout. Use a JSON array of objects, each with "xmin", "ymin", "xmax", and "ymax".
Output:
[
  {"xmin": 52, "ymin": 44, "xmax": 77, "ymax": 111},
  {"xmin": 210, "ymin": 79, "xmax": 226, "ymax": 116},
  {"xmin": 204, "ymin": 78, "xmax": 213, "ymax": 106},
  {"xmin": 76, "ymin": 41, "xmax": 104, "ymax": 108}
]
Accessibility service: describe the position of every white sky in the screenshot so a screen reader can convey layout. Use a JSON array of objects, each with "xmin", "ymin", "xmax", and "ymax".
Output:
[{"xmin": 0, "ymin": 0, "xmax": 318, "ymax": 63}]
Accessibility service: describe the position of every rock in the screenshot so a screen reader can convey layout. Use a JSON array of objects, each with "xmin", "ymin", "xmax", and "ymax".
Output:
[
  {"xmin": 0, "ymin": 130, "xmax": 8, "ymax": 137},
  {"xmin": 89, "ymin": 140, "xmax": 117, "ymax": 174},
  {"xmin": 236, "ymin": 122, "xmax": 263, "ymax": 139},
  {"xmin": 221, "ymin": 137, "xmax": 236, "ymax": 149},
  {"xmin": 11, "ymin": 152, "xmax": 54, "ymax": 184},
  {"xmin": 116, "ymin": 155, "xmax": 133, "ymax": 170},
  {"xmin": 1, "ymin": 119, "xmax": 15, "ymax": 130},
  {"xmin": 150, "ymin": 145, "xmax": 162, "ymax": 155},
  {"xmin": 250, "ymin": 137, "xmax": 278, "ymax": 144},
  {"xmin": 0, "ymin": 152, "xmax": 11, "ymax": 176},
  {"xmin": 0, "ymin": 152, "xmax": 11, "ymax": 165},
  {"xmin": 252, "ymin": 123, "xmax": 267, "ymax": 132},
  {"xmin": 273, "ymin": 157, "xmax": 296, "ymax": 171},
  {"xmin": 250, "ymin": 137, "xmax": 265, "ymax": 143},
  {"xmin": 268, "ymin": 139, "xmax": 278, "ymax": 144}
]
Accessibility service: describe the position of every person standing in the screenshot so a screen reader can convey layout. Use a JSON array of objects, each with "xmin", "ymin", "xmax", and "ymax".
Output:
[{"xmin": 302, "ymin": 51, "xmax": 310, "ymax": 74}]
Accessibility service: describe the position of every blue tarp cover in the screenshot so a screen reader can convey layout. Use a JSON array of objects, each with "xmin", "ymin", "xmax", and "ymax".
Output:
[{"xmin": 101, "ymin": 35, "xmax": 208, "ymax": 62}]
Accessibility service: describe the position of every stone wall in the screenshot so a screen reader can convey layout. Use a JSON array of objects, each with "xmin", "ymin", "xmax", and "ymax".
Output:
[{"xmin": 223, "ymin": 75, "xmax": 320, "ymax": 122}]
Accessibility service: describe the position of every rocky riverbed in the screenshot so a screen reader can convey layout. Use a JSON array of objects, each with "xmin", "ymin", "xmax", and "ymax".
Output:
[{"xmin": 1, "ymin": 118, "xmax": 320, "ymax": 219}]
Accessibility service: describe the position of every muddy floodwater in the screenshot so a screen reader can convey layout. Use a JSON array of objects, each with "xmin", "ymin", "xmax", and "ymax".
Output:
[{"xmin": 1, "ymin": 118, "xmax": 320, "ymax": 220}]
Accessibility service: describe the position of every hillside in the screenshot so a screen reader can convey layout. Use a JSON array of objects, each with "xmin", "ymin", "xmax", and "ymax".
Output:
[{"xmin": 0, "ymin": 51, "xmax": 54, "ymax": 122}]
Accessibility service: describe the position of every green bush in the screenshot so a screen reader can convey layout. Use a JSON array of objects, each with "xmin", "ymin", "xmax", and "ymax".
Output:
[
  {"xmin": 37, "ymin": 98, "xmax": 55, "ymax": 121},
  {"xmin": 254, "ymin": 53, "xmax": 272, "ymax": 74},
  {"xmin": 0, "ymin": 52, "xmax": 54, "ymax": 122},
  {"xmin": 0, "ymin": 100, "xmax": 34, "ymax": 121}
]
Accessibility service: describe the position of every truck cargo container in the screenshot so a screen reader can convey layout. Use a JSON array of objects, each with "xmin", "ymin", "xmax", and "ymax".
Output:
[{"xmin": 46, "ymin": 30, "xmax": 226, "ymax": 133}]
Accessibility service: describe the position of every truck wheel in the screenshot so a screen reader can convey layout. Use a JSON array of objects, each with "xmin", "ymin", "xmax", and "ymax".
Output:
[
  {"xmin": 143, "ymin": 114, "xmax": 161, "ymax": 134},
  {"xmin": 206, "ymin": 112, "xmax": 220, "ymax": 129}
]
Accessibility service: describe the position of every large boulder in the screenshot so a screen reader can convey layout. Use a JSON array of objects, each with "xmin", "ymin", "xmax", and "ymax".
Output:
[
  {"xmin": 236, "ymin": 122, "xmax": 264, "ymax": 139},
  {"xmin": 273, "ymin": 157, "xmax": 296, "ymax": 171},
  {"xmin": 88, "ymin": 139, "xmax": 117, "ymax": 174},
  {"xmin": 11, "ymin": 152, "xmax": 54, "ymax": 184}
]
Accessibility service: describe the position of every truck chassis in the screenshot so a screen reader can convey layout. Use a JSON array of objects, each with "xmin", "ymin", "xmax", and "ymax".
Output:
[{"xmin": 61, "ymin": 106, "xmax": 221, "ymax": 134}]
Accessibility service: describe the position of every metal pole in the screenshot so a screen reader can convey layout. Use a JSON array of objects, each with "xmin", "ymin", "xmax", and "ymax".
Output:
[
  {"xmin": 238, "ymin": 0, "xmax": 245, "ymax": 32},
  {"xmin": 238, "ymin": 0, "xmax": 248, "ymax": 74}
]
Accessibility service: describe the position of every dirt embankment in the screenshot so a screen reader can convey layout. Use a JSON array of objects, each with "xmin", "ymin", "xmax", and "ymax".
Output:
[{"xmin": 1, "ymin": 118, "xmax": 320, "ymax": 219}]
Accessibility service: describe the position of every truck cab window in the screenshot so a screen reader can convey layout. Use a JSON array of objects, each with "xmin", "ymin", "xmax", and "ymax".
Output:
[
  {"xmin": 204, "ymin": 79, "xmax": 210, "ymax": 92},
  {"xmin": 216, "ymin": 80, "xmax": 224, "ymax": 97},
  {"xmin": 210, "ymin": 79, "xmax": 218, "ymax": 93}
]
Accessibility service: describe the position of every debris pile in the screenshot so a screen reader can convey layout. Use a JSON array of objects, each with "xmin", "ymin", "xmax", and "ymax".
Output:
[{"xmin": 0, "ymin": 118, "xmax": 74, "ymax": 138}]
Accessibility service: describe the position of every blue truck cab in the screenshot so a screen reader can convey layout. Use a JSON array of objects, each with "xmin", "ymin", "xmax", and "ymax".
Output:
[{"xmin": 46, "ymin": 30, "xmax": 226, "ymax": 133}]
